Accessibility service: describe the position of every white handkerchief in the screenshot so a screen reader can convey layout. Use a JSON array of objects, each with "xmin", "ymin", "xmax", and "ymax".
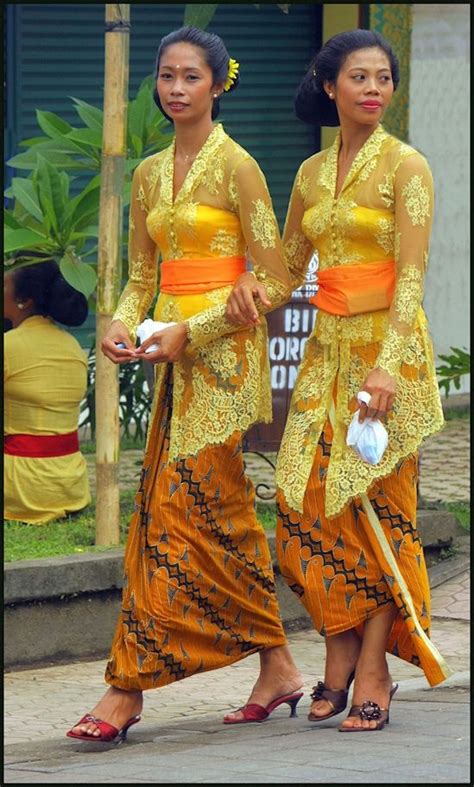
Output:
[
  {"xmin": 346, "ymin": 391, "xmax": 389, "ymax": 465},
  {"xmin": 136, "ymin": 318, "xmax": 176, "ymax": 353}
]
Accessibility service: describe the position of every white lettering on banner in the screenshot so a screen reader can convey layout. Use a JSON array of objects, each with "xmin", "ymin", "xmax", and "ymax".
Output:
[
  {"xmin": 271, "ymin": 365, "xmax": 300, "ymax": 390},
  {"xmin": 269, "ymin": 336, "xmax": 308, "ymax": 362},
  {"xmin": 284, "ymin": 307, "xmax": 317, "ymax": 334},
  {"xmin": 269, "ymin": 252, "xmax": 319, "ymax": 391}
]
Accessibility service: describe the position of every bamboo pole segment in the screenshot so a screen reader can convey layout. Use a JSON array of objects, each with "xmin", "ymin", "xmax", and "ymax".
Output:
[{"xmin": 95, "ymin": 4, "xmax": 130, "ymax": 545}]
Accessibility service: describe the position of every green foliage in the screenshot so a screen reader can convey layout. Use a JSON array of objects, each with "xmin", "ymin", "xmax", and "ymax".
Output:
[
  {"xmin": 183, "ymin": 3, "xmax": 290, "ymax": 30},
  {"xmin": 4, "ymin": 77, "xmax": 173, "ymax": 298},
  {"xmin": 6, "ymin": 78, "xmax": 173, "ymax": 173},
  {"xmin": 4, "ymin": 493, "xmax": 276, "ymax": 561},
  {"xmin": 445, "ymin": 502, "xmax": 470, "ymax": 531},
  {"xmin": 4, "ymin": 158, "xmax": 98, "ymax": 297},
  {"xmin": 184, "ymin": 3, "xmax": 219, "ymax": 28},
  {"xmin": 4, "ymin": 491, "xmax": 136, "ymax": 562},
  {"xmin": 436, "ymin": 347, "xmax": 470, "ymax": 398},
  {"xmin": 80, "ymin": 346, "xmax": 152, "ymax": 442}
]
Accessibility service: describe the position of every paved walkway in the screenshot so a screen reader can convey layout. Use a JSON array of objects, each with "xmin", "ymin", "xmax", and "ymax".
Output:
[
  {"xmin": 85, "ymin": 417, "xmax": 470, "ymax": 503},
  {"xmin": 4, "ymin": 567, "xmax": 470, "ymax": 783}
]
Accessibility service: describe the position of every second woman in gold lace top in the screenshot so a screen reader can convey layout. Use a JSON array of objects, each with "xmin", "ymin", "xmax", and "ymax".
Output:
[
  {"xmin": 114, "ymin": 122, "xmax": 290, "ymax": 459},
  {"xmin": 276, "ymin": 123, "xmax": 444, "ymax": 518}
]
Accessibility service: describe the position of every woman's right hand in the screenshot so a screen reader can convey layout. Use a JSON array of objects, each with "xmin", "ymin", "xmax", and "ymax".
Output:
[{"xmin": 101, "ymin": 320, "xmax": 137, "ymax": 364}]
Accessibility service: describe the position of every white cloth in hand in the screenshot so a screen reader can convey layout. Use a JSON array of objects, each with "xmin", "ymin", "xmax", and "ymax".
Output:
[
  {"xmin": 136, "ymin": 318, "xmax": 176, "ymax": 354},
  {"xmin": 346, "ymin": 391, "xmax": 388, "ymax": 465}
]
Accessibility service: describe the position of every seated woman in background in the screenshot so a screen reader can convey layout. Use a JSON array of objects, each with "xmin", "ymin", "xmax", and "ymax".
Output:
[{"xmin": 4, "ymin": 260, "xmax": 91, "ymax": 524}]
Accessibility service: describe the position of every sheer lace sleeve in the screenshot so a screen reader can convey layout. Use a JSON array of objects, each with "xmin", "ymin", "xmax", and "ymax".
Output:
[
  {"xmin": 282, "ymin": 163, "xmax": 314, "ymax": 290},
  {"xmin": 376, "ymin": 152, "xmax": 434, "ymax": 377},
  {"xmin": 112, "ymin": 161, "xmax": 159, "ymax": 340},
  {"xmin": 185, "ymin": 157, "xmax": 291, "ymax": 349}
]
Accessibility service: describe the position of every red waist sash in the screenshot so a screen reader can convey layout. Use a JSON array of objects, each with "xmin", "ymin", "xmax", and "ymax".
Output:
[
  {"xmin": 309, "ymin": 260, "xmax": 396, "ymax": 316},
  {"xmin": 4, "ymin": 431, "xmax": 80, "ymax": 458},
  {"xmin": 160, "ymin": 256, "xmax": 246, "ymax": 295}
]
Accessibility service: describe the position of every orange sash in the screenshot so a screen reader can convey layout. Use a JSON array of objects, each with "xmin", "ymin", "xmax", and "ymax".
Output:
[
  {"xmin": 160, "ymin": 256, "xmax": 247, "ymax": 295},
  {"xmin": 309, "ymin": 260, "xmax": 396, "ymax": 316}
]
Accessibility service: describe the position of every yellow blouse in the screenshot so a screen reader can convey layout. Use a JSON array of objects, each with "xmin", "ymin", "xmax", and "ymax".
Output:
[
  {"xmin": 113, "ymin": 123, "xmax": 291, "ymax": 458},
  {"xmin": 4, "ymin": 316, "xmax": 90, "ymax": 524},
  {"xmin": 275, "ymin": 125, "xmax": 444, "ymax": 517}
]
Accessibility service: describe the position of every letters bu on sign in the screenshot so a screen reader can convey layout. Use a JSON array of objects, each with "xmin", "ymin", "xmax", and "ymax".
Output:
[{"xmin": 244, "ymin": 253, "xmax": 319, "ymax": 452}]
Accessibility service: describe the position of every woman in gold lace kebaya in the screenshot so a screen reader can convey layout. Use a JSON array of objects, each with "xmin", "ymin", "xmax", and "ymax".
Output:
[
  {"xmin": 227, "ymin": 29, "xmax": 451, "ymax": 733},
  {"xmin": 67, "ymin": 27, "xmax": 304, "ymax": 743}
]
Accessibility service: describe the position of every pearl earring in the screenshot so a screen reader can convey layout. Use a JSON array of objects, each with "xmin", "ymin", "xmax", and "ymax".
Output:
[
  {"xmin": 329, "ymin": 92, "xmax": 334, "ymax": 98},
  {"xmin": 213, "ymin": 93, "xmax": 218, "ymax": 98},
  {"xmin": 17, "ymin": 303, "xmax": 25, "ymax": 310}
]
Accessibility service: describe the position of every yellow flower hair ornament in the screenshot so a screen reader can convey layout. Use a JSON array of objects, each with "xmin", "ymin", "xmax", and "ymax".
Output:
[{"xmin": 224, "ymin": 58, "xmax": 240, "ymax": 92}]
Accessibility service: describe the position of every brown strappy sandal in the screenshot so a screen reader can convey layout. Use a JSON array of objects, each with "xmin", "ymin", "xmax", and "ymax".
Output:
[
  {"xmin": 308, "ymin": 670, "xmax": 355, "ymax": 722},
  {"xmin": 338, "ymin": 683, "xmax": 398, "ymax": 732}
]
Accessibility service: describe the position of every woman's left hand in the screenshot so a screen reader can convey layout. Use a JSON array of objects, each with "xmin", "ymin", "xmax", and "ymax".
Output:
[
  {"xmin": 134, "ymin": 322, "xmax": 188, "ymax": 364},
  {"xmin": 357, "ymin": 367, "xmax": 397, "ymax": 422},
  {"xmin": 225, "ymin": 271, "xmax": 271, "ymax": 327}
]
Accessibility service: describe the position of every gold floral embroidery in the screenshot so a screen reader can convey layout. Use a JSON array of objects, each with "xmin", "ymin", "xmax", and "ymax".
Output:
[
  {"xmin": 113, "ymin": 292, "xmax": 142, "ymax": 337},
  {"xmin": 358, "ymin": 156, "xmax": 378, "ymax": 183},
  {"xmin": 394, "ymin": 265, "xmax": 424, "ymax": 324},
  {"xmin": 375, "ymin": 216, "xmax": 395, "ymax": 253},
  {"xmin": 250, "ymin": 199, "xmax": 277, "ymax": 249},
  {"xmin": 129, "ymin": 214, "xmax": 136, "ymax": 232},
  {"xmin": 210, "ymin": 229, "xmax": 240, "ymax": 256},
  {"xmin": 276, "ymin": 126, "xmax": 443, "ymax": 517},
  {"xmin": 394, "ymin": 231, "xmax": 401, "ymax": 261},
  {"xmin": 297, "ymin": 168, "xmax": 310, "ymax": 201},
  {"xmin": 146, "ymin": 156, "xmax": 165, "ymax": 189},
  {"xmin": 284, "ymin": 231, "xmax": 310, "ymax": 271},
  {"xmin": 136, "ymin": 184, "xmax": 148, "ymax": 212},
  {"xmin": 205, "ymin": 284, "xmax": 233, "ymax": 304},
  {"xmin": 128, "ymin": 251, "xmax": 155, "ymax": 283},
  {"xmin": 402, "ymin": 175, "xmax": 430, "ymax": 226},
  {"xmin": 376, "ymin": 324, "xmax": 409, "ymax": 377},
  {"xmin": 378, "ymin": 173, "xmax": 394, "ymax": 208},
  {"xmin": 303, "ymin": 198, "xmax": 332, "ymax": 238},
  {"xmin": 202, "ymin": 148, "xmax": 225, "ymax": 195},
  {"xmin": 228, "ymin": 169, "xmax": 239, "ymax": 211}
]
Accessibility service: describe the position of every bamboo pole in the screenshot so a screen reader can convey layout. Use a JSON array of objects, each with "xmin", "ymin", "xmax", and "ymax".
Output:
[{"xmin": 95, "ymin": 4, "xmax": 130, "ymax": 545}]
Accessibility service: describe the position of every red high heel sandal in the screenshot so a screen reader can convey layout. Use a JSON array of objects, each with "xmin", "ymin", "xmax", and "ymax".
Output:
[
  {"xmin": 223, "ymin": 691, "xmax": 304, "ymax": 725},
  {"xmin": 66, "ymin": 713, "xmax": 141, "ymax": 743}
]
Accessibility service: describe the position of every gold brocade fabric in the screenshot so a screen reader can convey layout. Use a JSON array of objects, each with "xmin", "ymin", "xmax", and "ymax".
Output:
[
  {"xmin": 113, "ymin": 124, "xmax": 290, "ymax": 459},
  {"xmin": 276, "ymin": 125, "xmax": 444, "ymax": 517}
]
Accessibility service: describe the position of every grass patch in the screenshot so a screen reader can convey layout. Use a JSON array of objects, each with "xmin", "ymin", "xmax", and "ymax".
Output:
[
  {"xmin": 444, "ymin": 501, "xmax": 470, "ymax": 531},
  {"xmin": 4, "ymin": 497, "xmax": 278, "ymax": 562},
  {"xmin": 256, "ymin": 502, "xmax": 277, "ymax": 531},
  {"xmin": 443, "ymin": 408, "xmax": 470, "ymax": 421},
  {"xmin": 4, "ymin": 491, "xmax": 136, "ymax": 562},
  {"xmin": 80, "ymin": 437, "xmax": 146, "ymax": 455}
]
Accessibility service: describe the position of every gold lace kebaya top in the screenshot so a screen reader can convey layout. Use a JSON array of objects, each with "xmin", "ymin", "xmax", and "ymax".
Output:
[
  {"xmin": 113, "ymin": 123, "xmax": 291, "ymax": 458},
  {"xmin": 276, "ymin": 124, "xmax": 445, "ymax": 517}
]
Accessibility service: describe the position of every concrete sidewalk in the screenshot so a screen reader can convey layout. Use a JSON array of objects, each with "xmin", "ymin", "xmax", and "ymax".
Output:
[{"xmin": 4, "ymin": 570, "xmax": 470, "ymax": 783}]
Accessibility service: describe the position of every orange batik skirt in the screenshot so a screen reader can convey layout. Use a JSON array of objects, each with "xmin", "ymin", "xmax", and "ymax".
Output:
[
  {"xmin": 276, "ymin": 418, "xmax": 451, "ymax": 687},
  {"xmin": 106, "ymin": 366, "xmax": 286, "ymax": 691}
]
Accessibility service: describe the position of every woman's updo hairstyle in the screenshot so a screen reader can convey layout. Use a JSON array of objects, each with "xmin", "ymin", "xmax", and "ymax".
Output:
[
  {"xmin": 12, "ymin": 259, "xmax": 88, "ymax": 327},
  {"xmin": 152, "ymin": 26, "xmax": 239, "ymax": 122},
  {"xmin": 295, "ymin": 28, "xmax": 400, "ymax": 127}
]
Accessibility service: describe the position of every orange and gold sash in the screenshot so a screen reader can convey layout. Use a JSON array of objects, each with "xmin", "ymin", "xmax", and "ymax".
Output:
[
  {"xmin": 309, "ymin": 260, "xmax": 395, "ymax": 316},
  {"xmin": 160, "ymin": 256, "xmax": 246, "ymax": 295}
]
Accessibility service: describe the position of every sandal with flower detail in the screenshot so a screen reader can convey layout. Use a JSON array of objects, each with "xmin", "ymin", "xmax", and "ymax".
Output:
[
  {"xmin": 338, "ymin": 683, "xmax": 398, "ymax": 732},
  {"xmin": 308, "ymin": 670, "xmax": 355, "ymax": 722}
]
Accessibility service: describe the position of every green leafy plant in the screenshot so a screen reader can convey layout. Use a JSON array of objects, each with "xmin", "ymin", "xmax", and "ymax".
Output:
[
  {"xmin": 80, "ymin": 345, "xmax": 152, "ymax": 442},
  {"xmin": 4, "ymin": 157, "xmax": 99, "ymax": 296},
  {"xmin": 6, "ymin": 76, "xmax": 173, "ymax": 177},
  {"xmin": 436, "ymin": 347, "xmax": 470, "ymax": 398}
]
